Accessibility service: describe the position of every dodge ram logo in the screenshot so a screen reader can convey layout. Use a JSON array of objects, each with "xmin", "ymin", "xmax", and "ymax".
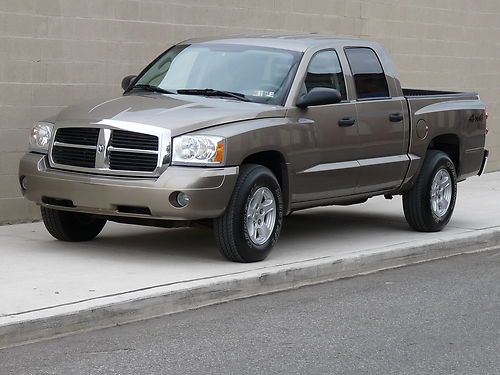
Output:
[{"xmin": 97, "ymin": 144, "xmax": 105, "ymax": 153}]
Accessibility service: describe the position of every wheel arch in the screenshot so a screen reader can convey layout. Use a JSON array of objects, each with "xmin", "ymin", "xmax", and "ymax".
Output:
[
  {"xmin": 428, "ymin": 133, "xmax": 461, "ymax": 176},
  {"xmin": 241, "ymin": 150, "xmax": 291, "ymax": 214}
]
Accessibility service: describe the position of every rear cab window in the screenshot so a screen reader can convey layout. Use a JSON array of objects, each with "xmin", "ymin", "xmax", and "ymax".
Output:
[{"xmin": 344, "ymin": 47, "xmax": 390, "ymax": 100}]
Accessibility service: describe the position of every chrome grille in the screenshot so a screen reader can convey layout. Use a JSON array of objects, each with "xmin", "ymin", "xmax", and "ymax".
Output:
[
  {"xmin": 110, "ymin": 130, "xmax": 158, "ymax": 150},
  {"xmin": 50, "ymin": 127, "xmax": 163, "ymax": 176},
  {"xmin": 52, "ymin": 145, "xmax": 96, "ymax": 168},
  {"xmin": 54, "ymin": 127, "xmax": 99, "ymax": 146},
  {"xmin": 109, "ymin": 151, "xmax": 158, "ymax": 171}
]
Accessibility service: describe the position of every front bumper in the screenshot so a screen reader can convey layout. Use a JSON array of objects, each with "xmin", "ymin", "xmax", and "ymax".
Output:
[{"xmin": 19, "ymin": 153, "xmax": 239, "ymax": 220}]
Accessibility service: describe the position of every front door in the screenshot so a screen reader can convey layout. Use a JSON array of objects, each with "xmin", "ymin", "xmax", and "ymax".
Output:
[{"xmin": 290, "ymin": 50, "xmax": 359, "ymax": 202}]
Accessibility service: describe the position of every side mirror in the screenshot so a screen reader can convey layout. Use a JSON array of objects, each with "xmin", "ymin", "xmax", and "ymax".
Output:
[
  {"xmin": 296, "ymin": 87, "xmax": 342, "ymax": 108},
  {"xmin": 121, "ymin": 75, "xmax": 137, "ymax": 91}
]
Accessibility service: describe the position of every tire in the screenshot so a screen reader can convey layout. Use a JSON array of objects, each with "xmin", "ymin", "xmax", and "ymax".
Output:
[
  {"xmin": 214, "ymin": 164, "xmax": 284, "ymax": 262},
  {"xmin": 403, "ymin": 150, "xmax": 457, "ymax": 232},
  {"xmin": 41, "ymin": 207, "xmax": 106, "ymax": 242}
]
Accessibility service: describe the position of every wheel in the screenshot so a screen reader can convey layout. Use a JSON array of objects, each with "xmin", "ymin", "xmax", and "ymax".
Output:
[
  {"xmin": 403, "ymin": 150, "xmax": 457, "ymax": 232},
  {"xmin": 214, "ymin": 164, "xmax": 284, "ymax": 262},
  {"xmin": 41, "ymin": 207, "xmax": 106, "ymax": 241}
]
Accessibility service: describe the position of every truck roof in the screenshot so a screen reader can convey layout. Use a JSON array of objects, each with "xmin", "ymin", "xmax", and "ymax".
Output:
[{"xmin": 182, "ymin": 33, "xmax": 372, "ymax": 52}]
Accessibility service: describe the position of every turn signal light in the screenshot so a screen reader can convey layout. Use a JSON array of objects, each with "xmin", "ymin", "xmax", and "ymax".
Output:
[{"xmin": 215, "ymin": 141, "xmax": 224, "ymax": 162}]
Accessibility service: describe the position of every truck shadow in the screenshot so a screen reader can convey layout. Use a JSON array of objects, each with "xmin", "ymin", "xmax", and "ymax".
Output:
[
  {"xmin": 94, "ymin": 226, "xmax": 221, "ymax": 261},
  {"xmin": 282, "ymin": 209, "xmax": 409, "ymax": 239},
  {"xmin": 85, "ymin": 207, "xmax": 410, "ymax": 262}
]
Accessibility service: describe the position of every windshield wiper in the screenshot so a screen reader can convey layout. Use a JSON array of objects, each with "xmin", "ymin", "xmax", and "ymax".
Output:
[
  {"xmin": 131, "ymin": 84, "xmax": 175, "ymax": 95},
  {"xmin": 176, "ymin": 88, "xmax": 250, "ymax": 102}
]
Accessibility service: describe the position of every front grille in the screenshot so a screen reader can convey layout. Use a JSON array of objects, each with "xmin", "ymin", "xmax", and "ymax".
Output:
[
  {"xmin": 50, "ymin": 127, "xmax": 161, "ymax": 175},
  {"xmin": 109, "ymin": 130, "xmax": 159, "ymax": 172},
  {"xmin": 52, "ymin": 145, "xmax": 96, "ymax": 168},
  {"xmin": 110, "ymin": 130, "xmax": 158, "ymax": 150},
  {"xmin": 54, "ymin": 128, "xmax": 99, "ymax": 146},
  {"xmin": 109, "ymin": 151, "xmax": 158, "ymax": 172}
]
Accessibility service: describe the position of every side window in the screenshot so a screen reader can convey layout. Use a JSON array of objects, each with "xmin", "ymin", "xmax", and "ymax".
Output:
[
  {"xmin": 345, "ymin": 47, "xmax": 390, "ymax": 99},
  {"xmin": 305, "ymin": 50, "xmax": 347, "ymax": 100}
]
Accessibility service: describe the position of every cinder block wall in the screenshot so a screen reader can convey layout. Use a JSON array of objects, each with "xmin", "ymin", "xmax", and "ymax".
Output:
[{"xmin": 1, "ymin": 0, "xmax": 499, "ymax": 223}]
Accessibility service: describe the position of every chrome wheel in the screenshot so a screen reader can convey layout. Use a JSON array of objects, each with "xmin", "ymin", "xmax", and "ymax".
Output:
[
  {"xmin": 430, "ymin": 168, "xmax": 452, "ymax": 218},
  {"xmin": 246, "ymin": 187, "xmax": 277, "ymax": 245}
]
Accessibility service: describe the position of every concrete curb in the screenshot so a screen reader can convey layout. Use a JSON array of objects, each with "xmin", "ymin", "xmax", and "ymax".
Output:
[{"xmin": 1, "ymin": 227, "xmax": 499, "ymax": 349}]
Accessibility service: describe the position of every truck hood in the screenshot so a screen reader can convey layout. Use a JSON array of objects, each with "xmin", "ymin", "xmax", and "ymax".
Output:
[{"xmin": 55, "ymin": 93, "xmax": 286, "ymax": 136}]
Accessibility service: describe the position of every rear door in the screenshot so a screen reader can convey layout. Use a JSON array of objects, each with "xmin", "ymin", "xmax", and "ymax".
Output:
[{"xmin": 344, "ymin": 47, "xmax": 409, "ymax": 193}]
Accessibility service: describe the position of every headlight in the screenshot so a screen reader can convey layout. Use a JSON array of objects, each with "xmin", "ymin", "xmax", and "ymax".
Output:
[
  {"xmin": 29, "ymin": 122, "xmax": 54, "ymax": 153},
  {"xmin": 172, "ymin": 135, "xmax": 225, "ymax": 165}
]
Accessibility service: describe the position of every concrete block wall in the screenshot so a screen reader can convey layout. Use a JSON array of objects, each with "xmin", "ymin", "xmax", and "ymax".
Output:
[{"xmin": 1, "ymin": 0, "xmax": 499, "ymax": 223}]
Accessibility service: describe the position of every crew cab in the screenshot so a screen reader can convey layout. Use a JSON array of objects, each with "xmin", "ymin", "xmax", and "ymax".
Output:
[{"xmin": 19, "ymin": 35, "xmax": 489, "ymax": 262}]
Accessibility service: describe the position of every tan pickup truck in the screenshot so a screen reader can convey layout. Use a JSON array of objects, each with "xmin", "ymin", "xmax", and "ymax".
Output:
[{"xmin": 19, "ymin": 35, "xmax": 489, "ymax": 262}]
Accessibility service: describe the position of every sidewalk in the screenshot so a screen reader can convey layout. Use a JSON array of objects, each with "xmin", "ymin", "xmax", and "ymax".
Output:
[{"xmin": 1, "ymin": 172, "xmax": 499, "ymax": 348}]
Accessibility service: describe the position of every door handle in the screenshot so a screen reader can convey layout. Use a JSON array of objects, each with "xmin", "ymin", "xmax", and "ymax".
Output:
[
  {"xmin": 338, "ymin": 117, "xmax": 356, "ymax": 127},
  {"xmin": 389, "ymin": 113, "xmax": 404, "ymax": 122}
]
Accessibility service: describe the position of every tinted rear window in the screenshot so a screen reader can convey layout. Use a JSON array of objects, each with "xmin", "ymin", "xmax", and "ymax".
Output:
[{"xmin": 345, "ymin": 48, "xmax": 390, "ymax": 99}]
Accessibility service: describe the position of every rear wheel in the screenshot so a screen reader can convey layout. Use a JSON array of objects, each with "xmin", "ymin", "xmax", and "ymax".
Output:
[
  {"xmin": 403, "ymin": 150, "xmax": 457, "ymax": 232},
  {"xmin": 41, "ymin": 207, "xmax": 106, "ymax": 241},
  {"xmin": 214, "ymin": 164, "xmax": 283, "ymax": 262}
]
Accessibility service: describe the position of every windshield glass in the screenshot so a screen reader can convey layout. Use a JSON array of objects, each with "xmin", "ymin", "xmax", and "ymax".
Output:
[{"xmin": 133, "ymin": 44, "xmax": 302, "ymax": 105}]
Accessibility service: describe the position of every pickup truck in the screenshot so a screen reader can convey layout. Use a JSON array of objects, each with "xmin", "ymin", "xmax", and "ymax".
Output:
[{"xmin": 19, "ymin": 35, "xmax": 489, "ymax": 262}]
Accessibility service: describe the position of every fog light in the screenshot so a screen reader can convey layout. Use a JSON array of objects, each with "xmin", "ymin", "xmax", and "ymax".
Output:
[
  {"xmin": 20, "ymin": 176, "xmax": 28, "ymax": 191},
  {"xmin": 176, "ymin": 192, "xmax": 190, "ymax": 207}
]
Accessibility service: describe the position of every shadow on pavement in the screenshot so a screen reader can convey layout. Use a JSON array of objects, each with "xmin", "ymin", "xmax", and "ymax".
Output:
[{"xmin": 38, "ymin": 207, "xmax": 412, "ymax": 262}]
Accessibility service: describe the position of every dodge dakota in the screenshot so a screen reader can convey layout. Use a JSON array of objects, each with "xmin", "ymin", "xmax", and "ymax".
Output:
[{"xmin": 19, "ymin": 35, "xmax": 489, "ymax": 262}]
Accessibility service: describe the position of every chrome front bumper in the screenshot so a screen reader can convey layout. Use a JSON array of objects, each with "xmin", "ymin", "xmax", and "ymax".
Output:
[{"xmin": 19, "ymin": 153, "xmax": 239, "ymax": 220}]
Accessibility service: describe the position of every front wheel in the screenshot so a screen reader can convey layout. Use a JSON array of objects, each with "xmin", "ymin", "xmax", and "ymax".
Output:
[
  {"xmin": 403, "ymin": 150, "xmax": 457, "ymax": 232},
  {"xmin": 41, "ymin": 207, "xmax": 106, "ymax": 241},
  {"xmin": 214, "ymin": 164, "xmax": 284, "ymax": 262}
]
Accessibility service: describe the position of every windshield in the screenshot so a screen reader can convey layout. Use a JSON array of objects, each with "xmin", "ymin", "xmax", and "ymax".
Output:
[{"xmin": 132, "ymin": 43, "xmax": 302, "ymax": 105}]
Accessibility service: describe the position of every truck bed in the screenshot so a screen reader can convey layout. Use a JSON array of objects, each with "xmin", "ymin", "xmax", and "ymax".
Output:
[{"xmin": 402, "ymin": 87, "xmax": 485, "ymax": 181}]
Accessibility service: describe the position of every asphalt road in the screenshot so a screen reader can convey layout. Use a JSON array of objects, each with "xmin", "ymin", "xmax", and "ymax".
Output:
[{"xmin": 1, "ymin": 250, "xmax": 499, "ymax": 375}]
